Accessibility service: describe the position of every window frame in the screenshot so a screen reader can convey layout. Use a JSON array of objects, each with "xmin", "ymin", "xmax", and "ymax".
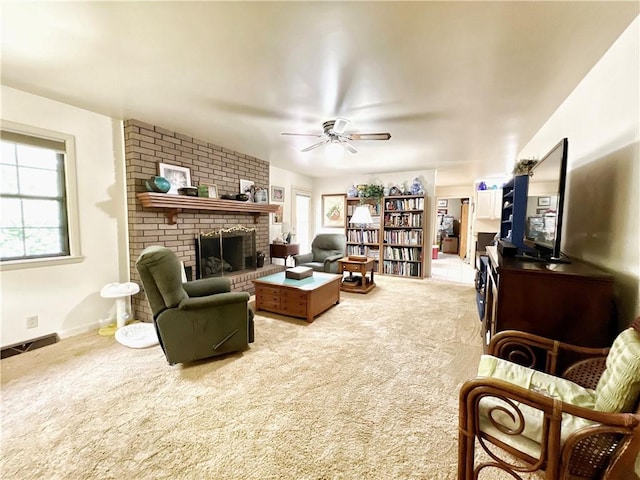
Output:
[{"xmin": 1, "ymin": 120, "xmax": 82, "ymax": 270}]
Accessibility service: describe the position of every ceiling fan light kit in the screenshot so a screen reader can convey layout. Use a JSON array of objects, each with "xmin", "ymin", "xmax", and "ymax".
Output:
[{"xmin": 282, "ymin": 118, "xmax": 391, "ymax": 154}]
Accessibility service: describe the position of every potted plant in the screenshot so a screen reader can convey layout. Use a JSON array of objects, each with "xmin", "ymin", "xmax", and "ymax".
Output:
[{"xmin": 359, "ymin": 183, "xmax": 384, "ymax": 202}]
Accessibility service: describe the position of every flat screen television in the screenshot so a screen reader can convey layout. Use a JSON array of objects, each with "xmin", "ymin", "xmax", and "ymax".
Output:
[{"xmin": 521, "ymin": 138, "xmax": 570, "ymax": 263}]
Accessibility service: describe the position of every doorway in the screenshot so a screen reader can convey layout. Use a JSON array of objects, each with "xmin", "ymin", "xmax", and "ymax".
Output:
[
  {"xmin": 292, "ymin": 187, "xmax": 312, "ymax": 253},
  {"xmin": 432, "ymin": 196, "xmax": 474, "ymax": 284}
]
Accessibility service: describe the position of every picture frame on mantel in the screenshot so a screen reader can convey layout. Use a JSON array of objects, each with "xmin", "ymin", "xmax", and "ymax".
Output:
[
  {"xmin": 240, "ymin": 179, "xmax": 254, "ymax": 195},
  {"xmin": 198, "ymin": 183, "xmax": 218, "ymax": 199},
  {"xmin": 158, "ymin": 162, "xmax": 191, "ymax": 195}
]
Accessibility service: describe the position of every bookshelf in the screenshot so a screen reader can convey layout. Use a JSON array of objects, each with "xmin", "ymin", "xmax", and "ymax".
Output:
[
  {"xmin": 499, "ymin": 175, "xmax": 529, "ymax": 248},
  {"xmin": 345, "ymin": 195, "xmax": 427, "ymax": 278},
  {"xmin": 381, "ymin": 195, "xmax": 426, "ymax": 278},
  {"xmin": 345, "ymin": 198, "xmax": 382, "ymax": 270}
]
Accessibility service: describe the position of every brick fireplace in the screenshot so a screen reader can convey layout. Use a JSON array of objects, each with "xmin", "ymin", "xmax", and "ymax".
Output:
[{"xmin": 124, "ymin": 119, "xmax": 283, "ymax": 322}]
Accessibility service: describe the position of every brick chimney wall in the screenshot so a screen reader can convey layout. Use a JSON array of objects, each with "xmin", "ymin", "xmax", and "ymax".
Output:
[{"xmin": 124, "ymin": 119, "xmax": 277, "ymax": 322}]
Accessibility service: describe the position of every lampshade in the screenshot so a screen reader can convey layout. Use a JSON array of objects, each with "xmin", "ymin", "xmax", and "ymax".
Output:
[
  {"xmin": 349, "ymin": 205, "xmax": 373, "ymax": 225},
  {"xmin": 281, "ymin": 222, "xmax": 291, "ymax": 233}
]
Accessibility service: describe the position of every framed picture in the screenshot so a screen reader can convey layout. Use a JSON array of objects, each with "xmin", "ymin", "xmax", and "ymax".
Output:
[
  {"xmin": 271, "ymin": 185, "xmax": 285, "ymax": 202},
  {"xmin": 199, "ymin": 183, "xmax": 218, "ymax": 199},
  {"xmin": 158, "ymin": 162, "xmax": 191, "ymax": 194},
  {"xmin": 272, "ymin": 204, "xmax": 283, "ymax": 225},
  {"xmin": 322, "ymin": 194, "xmax": 346, "ymax": 228},
  {"xmin": 240, "ymin": 179, "xmax": 254, "ymax": 195},
  {"xmin": 437, "ymin": 199, "xmax": 448, "ymax": 208},
  {"xmin": 537, "ymin": 196, "xmax": 551, "ymax": 207}
]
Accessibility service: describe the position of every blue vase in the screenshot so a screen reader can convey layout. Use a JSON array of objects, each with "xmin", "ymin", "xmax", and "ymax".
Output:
[
  {"xmin": 146, "ymin": 176, "xmax": 171, "ymax": 193},
  {"xmin": 410, "ymin": 178, "xmax": 424, "ymax": 195}
]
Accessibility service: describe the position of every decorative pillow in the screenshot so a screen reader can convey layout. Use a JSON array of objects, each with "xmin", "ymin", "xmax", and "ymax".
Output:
[
  {"xmin": 477, "ymin": 355, "xmax": 596, "ymax": 446},
  {"xmin": 595, "ymin": 327, "xmax": 640, "ymax": 413}
]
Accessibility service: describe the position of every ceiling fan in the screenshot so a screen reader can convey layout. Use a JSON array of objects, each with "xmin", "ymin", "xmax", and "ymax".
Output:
[{"xmin": 281, "ymin": 118, "xmax": 391, "ymax": 154}]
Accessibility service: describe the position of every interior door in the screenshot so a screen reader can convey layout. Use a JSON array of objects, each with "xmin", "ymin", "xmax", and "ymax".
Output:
[{"xmin": 459, "ymin": 202, "xmax": 469, "ymax": 260}]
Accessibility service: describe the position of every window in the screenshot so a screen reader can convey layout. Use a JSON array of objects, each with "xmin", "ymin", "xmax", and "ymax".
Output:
[{"xmin": 1, "ymin": 123, "xmax": 79, "ymax": 266}]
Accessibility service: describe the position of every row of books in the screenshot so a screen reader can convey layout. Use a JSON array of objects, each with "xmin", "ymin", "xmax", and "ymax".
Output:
[
  {"xmin": 383, "ymin": 213, "xmax": 423, "ymax": 227},
  {"xmin": 383, "ymin": 230, "xmax": 423, "ymax": 245},
  {"xmin": 347, "ymin": 245, "xmax": 380, "ymax": 259},
  {"xmin": 384, "ymin": 198, "xmax": 424, "ymax": 211},
  {"xmin": 382, "ymin": 260, "xmax": 422, "ymax": 277},
  {"xmin": 383, "ymin": 246, "xmax": 422, "ymax": 262},
  {"xmin": 347, "ymin": 230, "xmax": 380, "ymax": 243}
]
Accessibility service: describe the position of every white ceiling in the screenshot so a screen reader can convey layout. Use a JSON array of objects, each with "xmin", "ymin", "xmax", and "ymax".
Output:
[{"xmin": 1, "ymin": 1, "xmax": 638, "ymax": 186}]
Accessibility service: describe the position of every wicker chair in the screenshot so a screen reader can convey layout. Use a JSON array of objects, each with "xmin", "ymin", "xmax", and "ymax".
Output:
[{"xmin": 458, "ymin": 325, "xmax": 640, "ymax": 480}]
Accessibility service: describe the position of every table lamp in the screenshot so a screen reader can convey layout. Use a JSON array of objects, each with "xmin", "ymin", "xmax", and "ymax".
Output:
[{"xmin": 349, "ymin": 205, "xmax": 373, "ymax": 255}]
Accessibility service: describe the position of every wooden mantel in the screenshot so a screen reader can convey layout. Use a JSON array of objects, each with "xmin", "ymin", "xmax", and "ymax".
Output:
[{"xmin": 136, "ymin": 192, "xmax": 281, "ymax": 224}]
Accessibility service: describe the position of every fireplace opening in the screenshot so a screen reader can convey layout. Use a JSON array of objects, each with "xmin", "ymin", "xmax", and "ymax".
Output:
[{"xmin": 196, "ymin": 226, "xmax": 256, "ymax": 279}]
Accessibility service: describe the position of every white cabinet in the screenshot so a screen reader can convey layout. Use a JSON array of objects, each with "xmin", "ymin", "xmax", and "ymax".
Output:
[{"xmin": 475, "ymin": 190, "xmax": 502, "ymax": 219}]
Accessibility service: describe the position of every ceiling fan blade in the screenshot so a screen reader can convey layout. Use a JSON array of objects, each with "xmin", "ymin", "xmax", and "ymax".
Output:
[
  {"xmin": 301, "ymin": 138, "xmax": 330, "ymax": 152},
  {"xmin": 342, "ymin": 141, "xmax": 359, "ymax": 154},
  {"xmin": 349, "ymin": 133, "xmax": 392, "ymax": 141},
  {"xmin": 281, "ymin": 132, "xmax": 325, "ymax": 137},
  {"xmin": 331, "ymin": 117, "xmax": 351, "ymax": 135}
]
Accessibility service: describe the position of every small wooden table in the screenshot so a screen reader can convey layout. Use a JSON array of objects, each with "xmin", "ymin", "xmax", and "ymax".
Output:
[
  {"xmin": 337, "ymin": 257, "xmax": 376, "ymax": 294},
  {"xmin": 270, "ymin": 243, "xmax": 299, "ymax": 267},
  {"xmin": 252, "ymin": 271, "xmax": 341, "ymax": 323}
]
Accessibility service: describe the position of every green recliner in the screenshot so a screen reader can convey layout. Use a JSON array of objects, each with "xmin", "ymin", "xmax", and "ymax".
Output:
[
  {"xmin": 136, "ymin": 246, "xmax": 254, "ymax": 365},
  {"xmin": 292, "ymin": 233, "xmax": 346, "ymax": 273}
]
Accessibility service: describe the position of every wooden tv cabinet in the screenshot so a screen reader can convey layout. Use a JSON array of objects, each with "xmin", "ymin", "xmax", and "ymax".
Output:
[{"xmin": 483, "ymin": 246, "xmax": 615, "ymax": 355}]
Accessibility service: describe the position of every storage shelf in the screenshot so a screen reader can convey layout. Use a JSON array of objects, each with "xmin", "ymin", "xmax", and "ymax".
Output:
[
  {"xmin": 383, "ymin": 258, "xmax": 422, "ymax": 263},
  {"xmin": 137, "ymin": 192, "xmax": 280, "ymax": 224},
  {"xmin": 384, "ymin": 243, "xmax": 422, "ymax": 247},
  {"xmin": 346, "ymin": 195, "xmax": 426, "ymax": 279}
]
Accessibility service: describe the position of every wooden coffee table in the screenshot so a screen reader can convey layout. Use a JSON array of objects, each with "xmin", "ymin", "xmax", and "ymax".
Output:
[{"xmin": 252, "ymin": 271, "xmax": 341, "ymax": 322}]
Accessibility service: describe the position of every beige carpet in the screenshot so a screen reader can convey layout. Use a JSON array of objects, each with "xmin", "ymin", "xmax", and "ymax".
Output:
[{"xmin": 2, "ymin": 275, "xmax": 486, "ymax": 479}]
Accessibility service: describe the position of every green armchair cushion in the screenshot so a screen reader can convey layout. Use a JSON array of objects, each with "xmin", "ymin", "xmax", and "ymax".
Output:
[
  {"xmin": 477, "ymin": 354, "xmax": 596, "ymax": 453},
  {"xmin": 595, "ymin": 327, "xmax": 640, "ymax": 413}
]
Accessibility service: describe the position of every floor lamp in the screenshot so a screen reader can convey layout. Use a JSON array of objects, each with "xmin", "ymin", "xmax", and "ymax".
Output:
[{"xmin": 349, "ymin": 205, "xmax": 374, "ymax": 256}]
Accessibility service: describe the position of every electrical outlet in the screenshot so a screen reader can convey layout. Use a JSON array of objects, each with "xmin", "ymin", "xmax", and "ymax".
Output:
[{"xmin": 26, "ymin": 315, "xmax": 38, "ymax": 329}]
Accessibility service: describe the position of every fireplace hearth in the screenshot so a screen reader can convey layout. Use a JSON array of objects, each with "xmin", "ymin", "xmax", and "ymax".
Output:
[{"xmin": 196, "ymin": 226, "xmax": 257, "ymax": 279}]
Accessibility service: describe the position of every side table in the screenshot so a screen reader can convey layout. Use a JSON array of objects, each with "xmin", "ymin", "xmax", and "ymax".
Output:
[
  {"xmin": 270, "ymin": 243, "xmax": 300, "ymax": 267},
  {"xmin": 337, "ymin": 257, "xmax": 376, "ymax": 294}
]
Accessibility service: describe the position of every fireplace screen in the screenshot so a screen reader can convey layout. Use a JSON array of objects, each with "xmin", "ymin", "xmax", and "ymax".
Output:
[{"xmin": 196, "ymin": 226, "xmax": 257, "ymax": 279}]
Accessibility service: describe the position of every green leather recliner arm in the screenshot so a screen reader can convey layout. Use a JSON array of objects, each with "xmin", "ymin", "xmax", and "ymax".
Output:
[
  {"xmin": 293, "ymin": 252, "xmax": 313, "ymax": 265},
  {"xmin": 182, "ymin": 277, "xmax": 231, "ymax": 297},
  {"xmin": 323, "ymin": 253, "xmax": 345, "ymax": 273}
]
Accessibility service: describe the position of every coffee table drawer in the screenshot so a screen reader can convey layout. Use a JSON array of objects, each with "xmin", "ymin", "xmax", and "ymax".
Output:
[
  {"xmin": 259, "ymin": 286, "xmax": 281, "ymax": 297},
  {"xmin": 281, "ymin": 296, "xmax": 307, "ymax": 316}
]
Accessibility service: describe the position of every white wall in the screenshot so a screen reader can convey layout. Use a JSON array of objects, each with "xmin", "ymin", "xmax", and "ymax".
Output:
[
  {"xmin": 0, "ymin": 87, "xmax": 126, "ymax": 346},
  {"xmin": 312, "ymin": 170, "xmax": 437, "ymax": 276},
  {"xmin": 268, "ymin": 165, "xmax": 313, "ymax": 243},
  {"xmin": 519, "ymin": 17, "xmax": 640, "ymax": 326}
]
